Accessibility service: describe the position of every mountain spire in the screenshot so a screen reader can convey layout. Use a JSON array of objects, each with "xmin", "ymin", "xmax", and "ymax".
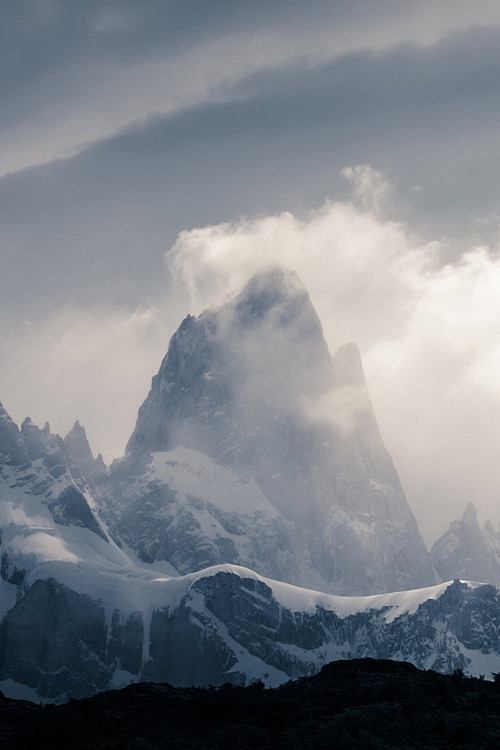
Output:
[{"xmin": 118, "ymin": 268, "xmax": 434, "ymax": 594}]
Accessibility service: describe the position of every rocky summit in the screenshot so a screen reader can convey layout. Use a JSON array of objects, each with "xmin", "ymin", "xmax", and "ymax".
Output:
[
  {"xmin": 432, "ymin": 502, "xmax": 500, "ymax": 586},
  {"xmin": 106, "ymin": 267, "xmax": 434, "ymax": 595}
]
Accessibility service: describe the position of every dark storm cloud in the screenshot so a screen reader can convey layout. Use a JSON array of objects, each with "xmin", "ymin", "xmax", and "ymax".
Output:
[
  {"xmin": 2, "ymin": 21, "xmax": 500, "ymax": 324},
  {"xmin": 2, "ymin": 0, "xmax": 498, "ymax": 177},
  {"xmin": 0, "ymin": 0, "xmax": 334, "ymax": 128},
  {"xmin": 0, "ymin": 0, "xmax": 433, "ymax": 90}
]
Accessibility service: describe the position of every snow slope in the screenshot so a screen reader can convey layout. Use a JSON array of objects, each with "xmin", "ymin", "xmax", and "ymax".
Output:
[{"xmin": 1, "ymin": 474, "xmax": 498, "ymax": 704}]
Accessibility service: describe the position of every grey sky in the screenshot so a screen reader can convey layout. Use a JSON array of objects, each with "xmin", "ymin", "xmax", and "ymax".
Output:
[{"xmin": 2, "ymin": 1, "xmax": 500, "ymax": 544}]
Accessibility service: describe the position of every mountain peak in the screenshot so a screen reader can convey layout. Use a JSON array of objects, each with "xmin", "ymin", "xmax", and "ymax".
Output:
[
  {"xmin": 332, "ymin": 342, "xmax": 366, "ymax": 388},
  {"xmin": 231, "ymin": 266, "xmax": 310, "ymax": 328},
  {"xmin": 0, "ymin": 401, "xmax": 28, "ymax": 465},
  {"xmin": 125, "ymin": 267, "xmax": 332, "ymax": 458},
  {"xmin": 64, "ymin": 420, "xmax": 107, "ymax": 483},
  {"xmin": 19, "ymin": 416, "xmax": 64, "ymax": 463},
  {"xmin": 238, "ymin": 266, "xmax": 304, "ymax": 299},
  {"xmin": 431, "ymin": 501, "xmax": 500, "ymax": 586},
  {"xmin": 123, "ymin": 270, "xmax": 434, "ymax": 594},
  {"xmin": 484, "ymin": 519, "xmax": 496, "ymax": 536},
  {"xmin": 462, "ymin": 502, "xmax": 478, "ymax": 525},
  {"xmin": 65, "ymin": 420, "xmax": 86, "ymax": 440}
]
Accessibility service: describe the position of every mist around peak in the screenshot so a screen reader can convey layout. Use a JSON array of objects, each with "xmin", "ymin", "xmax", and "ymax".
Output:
[
  {"xmin": 121, "ymin": 269, "xmax": 434, "ymax": 595},
  {"xmin": 126, "ymin": 267, "xmax": 361, "ymax": 459}
]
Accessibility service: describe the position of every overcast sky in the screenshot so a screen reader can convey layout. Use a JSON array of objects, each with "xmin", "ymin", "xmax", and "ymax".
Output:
[{"xmin": 2, "ymin": 0, "xmax": 500, "ymax": 544}]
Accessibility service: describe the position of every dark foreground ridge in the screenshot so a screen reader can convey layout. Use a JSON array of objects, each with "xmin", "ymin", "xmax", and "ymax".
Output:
[{"xmin": 2, "ymin": 659, "xmax": 500, "ymax": 749}]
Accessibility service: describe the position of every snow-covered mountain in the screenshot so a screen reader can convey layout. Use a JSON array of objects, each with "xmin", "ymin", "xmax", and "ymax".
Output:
[
  {"xmin": 2, "ymin": 524, "xmax": 500, "ymax": 703},
  {"xmin": 1, "ymin": 400, "xmax": 500, "ymax": 703},
  {"xmin": 103, "ymin": 267, "xmax": 434, "ymax": 595},
  {"xmin": 0, "ymin": 403, "xmax": 108, "ymax": 555},
  {"xmin": 3, "ymin": 267, "xmax": 500, "ymax": 704}
]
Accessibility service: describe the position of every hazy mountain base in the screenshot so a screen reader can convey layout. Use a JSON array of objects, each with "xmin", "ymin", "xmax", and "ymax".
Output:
[{"xmin": 2, "ymin": 659, "xmax": 500, "ymax": 749}]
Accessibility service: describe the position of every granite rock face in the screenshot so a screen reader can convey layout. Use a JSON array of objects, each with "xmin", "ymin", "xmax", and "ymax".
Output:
[{"xmin": 113, "ymin": 268, "xmax": 434, "ymax": 595}]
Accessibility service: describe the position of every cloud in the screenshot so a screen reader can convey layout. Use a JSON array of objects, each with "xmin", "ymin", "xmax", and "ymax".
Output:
[
  {"xmin": 2, "ymin": 0, "xmax": 500, "ymax": 177},
  {"xmin": 0, "ymin": 304, "xmax": 174, "ymax": 463},
  {"xmin": 168, "ymin": 165, "xmax": 433, "ymax": 351},
  {"xmin": 367, "ymin": 246, "xmax": 500, "ymax": 543},
  {"xmin": 341, "ymin": 165, "xmax": 392, "ymax": 214},
  {"xmin": 168, "ymin": 165, "xmax": 500, "ymax": 543}
]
